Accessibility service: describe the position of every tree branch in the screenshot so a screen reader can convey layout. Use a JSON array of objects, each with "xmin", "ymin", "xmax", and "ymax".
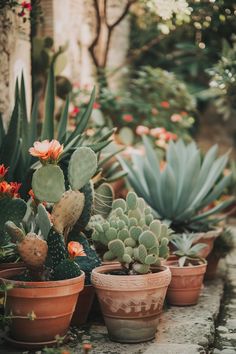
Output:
[
  {"xmin": 108, "ymin": 0, "xmax": 137, "ymax": 30},
  {"xmin": 88, "ymin": 0, "xmax": 101, "ymax": 68}
]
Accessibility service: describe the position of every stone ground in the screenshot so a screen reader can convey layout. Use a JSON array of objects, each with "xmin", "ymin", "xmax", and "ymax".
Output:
[{"xmin": 1, "ymin": 228, "xmax": 236, "ymax": 354}]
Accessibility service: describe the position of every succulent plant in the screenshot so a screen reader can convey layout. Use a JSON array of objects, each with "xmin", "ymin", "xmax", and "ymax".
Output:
[
  {"xmin": 120, "ymin": 137, "xmax": 234, "ymax": 232},
  {"xmin": 212, "ymin": 228, "xmax": 235, "ymax": 258},
  {"xmin": 170, "ymin": 233, "xmax": 207, "ymax": 267},
  {"xmin": 92, "ymin": 191, "xmax": 171, "ymax": 274}
]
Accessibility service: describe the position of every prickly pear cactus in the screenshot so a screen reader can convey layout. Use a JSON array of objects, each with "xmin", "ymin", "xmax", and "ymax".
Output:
[
  {"xmin": 53, "ymin": 259, "xmax": 81, "ymax": 280},
  {"xmin": 46, "ymin": 227, "xmax": 67, "ymax": 270},
  {"xmin": 51, "ymin": 190, "xmax": 85, "ymax": 234},
  {"xmin": 74, "ymin": 182, "xmax": 94, "ymax": 232},
  {"xmin": 32, "ymin": 164, "xmax": 65, "ymax": 203},
  {"xmin": 17, "ymin": 232, "xmax": 48, "ymax": 269},
  {"xmin": 92, "ymin": 192, "xmax": 171, "ymax": 274},
  {"xmin": 5, "ymin": 221, "xmax": 25, "ymax": 243},
  {"xmin": 67, "ymin": 230, "xmax": 101, "ymax": 284},
  {"xmin": 36, "ymin": 204, "xmax": 52, "ymax": 240},
  {"xmin": 0, "ymin": 197, "xmax": 27, "ymax": 237},
  {"xmin": 68, "ymin": 147, "xmax": 97, "ymax": 190}
]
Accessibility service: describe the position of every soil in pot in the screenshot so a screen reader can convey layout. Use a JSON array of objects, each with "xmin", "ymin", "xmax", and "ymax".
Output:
[
  {"xmin": 0, "ymin": 267, "xmax": 85, "ymax": 349},
  {"xmin": 91, "ymin": 264, "xmax": 171, "ymax": 343},
  {"xmin": 167, "ymin": 260, "xmax": 207, "ymax": 306}
]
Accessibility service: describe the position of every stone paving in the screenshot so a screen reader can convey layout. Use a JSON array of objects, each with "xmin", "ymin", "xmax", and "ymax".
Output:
[{"xmin": 213, "ymin": 244, "xmax": 236, "ymax": 354}]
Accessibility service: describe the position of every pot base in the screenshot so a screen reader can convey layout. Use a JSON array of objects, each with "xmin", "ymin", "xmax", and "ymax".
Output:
[
  {"xmin": 105, "ymin": 315, "xmax": 158, "ymax": 343},
  {"xmin": 5, "ymin": 334, "xmax": 66, "ymax": 350}
]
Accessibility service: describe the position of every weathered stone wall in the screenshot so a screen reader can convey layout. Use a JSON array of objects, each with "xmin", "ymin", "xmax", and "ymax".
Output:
[
  {"xmin": 39, "ymin": 0, "xmax": 130, "ymax": 90},
  {"xmin": 0, "ymin": 7, "xmax": 31, "ymax": 126}
]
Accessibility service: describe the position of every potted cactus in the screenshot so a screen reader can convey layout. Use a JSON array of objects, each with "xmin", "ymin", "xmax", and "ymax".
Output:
[
  {"xmin": 91, "ymin": 192, "xmax": 172, "ymax": 343},
  {"xmin": 0, "ymin": 140, "xmax": 106, "ymax": 349},
  {"xmin": 166, "ymin": 233, "xmax": 207, "ymax": 306},
  {"xmin": 120, "ymin": 137, "xmax": 234, "ymax": 257}
]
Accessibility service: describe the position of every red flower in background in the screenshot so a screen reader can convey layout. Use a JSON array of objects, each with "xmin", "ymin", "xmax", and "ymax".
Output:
[
  {"xmin": 160, "ymin": 101, "xmax": 170, "ymax": 108},
  {"xmin": 0, "ymin": 181, "xmax": 21, "ymax": 198},
  {"xmin": 21, "ymin": 1, "xmax": 32, "ymax": 10},
  {"xmin": 122, "ymin": 114, "xmax": 133, "ymax": 123},
  {"xmin": 71, "ymin": 106, "xmax": 80, "ymax": 117},
  {"xmin": 93, "ymin": 102, "xmax": 101, "ymax": 109},
  {"xmin": 0, "ymin": 164, "xmax": 8, "ymax": 181}
]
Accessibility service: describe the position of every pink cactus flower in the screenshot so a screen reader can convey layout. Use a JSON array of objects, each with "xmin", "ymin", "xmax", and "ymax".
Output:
[
  {"xmin": 136, "ymin": 125, "xmax": 150, "ymax": 136},
  {"xmin": 29, "ymin": 140, "xmax": 63, "ymax": 162}
]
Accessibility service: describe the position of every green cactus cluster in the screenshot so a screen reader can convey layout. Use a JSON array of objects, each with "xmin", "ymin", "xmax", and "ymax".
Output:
[{"xmin": 92, "ymin": 192, "xmax": 171, "ymax": 274}]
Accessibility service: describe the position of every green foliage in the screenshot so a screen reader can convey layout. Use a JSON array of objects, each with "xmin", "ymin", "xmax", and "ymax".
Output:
[
  {"xmin": 120, "ymin": 136, "xmax": 234, "ymax": 232},
  {"xmin": 46, "ymin": 226, "xmax": 67, "ymax": 270},
  {"xmin": 206, "ymin": 40, "xmax": 236, "ymax": 120},
  {"xmin": 92, "ymin": 191, "xmax": 171, "ymax": 274},
  {"xmin": 170, "ymin": 233, "xmax": 207, "ymax": 267}
]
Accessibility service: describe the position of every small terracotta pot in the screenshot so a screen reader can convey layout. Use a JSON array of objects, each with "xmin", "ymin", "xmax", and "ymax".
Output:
[
  {"xmin": 71, "ymin": 284, "xmax": 95, "ymax": 326},
  {"xmin": 0, "ymin": 267, "xmax": 85, "ymax": 349},
  {"xmin": 205, "ymin": 252, "xmax": 220, "ymax": 280},
  {"xmin": 192, "ymin": 228, "xmax": 222, "ymax": 258},
  {"xmin": 167, "ymin": 261, "xmax": 207, "ymax": 306},
  {"xmin": 91, "ymin": 264, "xmax": 171, "ymax": 343}
]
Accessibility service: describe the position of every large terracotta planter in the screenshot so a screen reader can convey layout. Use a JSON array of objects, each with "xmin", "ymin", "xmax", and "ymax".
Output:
[
  {"xmin": 91, "ymin": 264, "xmax": 171, "ymax": 343},
  {"xmin": 0, "ymin": 267, "xmax": 85, "ymax": 349},
  {"xmin": 71, "ymin": 284, "xmax": 95, "ymax": 326},
  {"xmin": 192, "ymin": 228, "xmax": 222, "ymax": 258},
  {"xmin": 167, "ymin": 261, "xmax": 207, "ymax": 306}
]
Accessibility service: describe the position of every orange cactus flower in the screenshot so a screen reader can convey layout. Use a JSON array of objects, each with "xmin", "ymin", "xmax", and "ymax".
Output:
[
  {"xmin": 9, "ymin": 182, "xmax": 21, "ymax": 198},
  {"xmin": 150, "ymin": 127, "xmax": 166, "ymax": 138},
  {"xmin": 68, "ymin": 241, "xmax": 86, "ymax": 258},
  {"xmin": 29, "ymin": 140, "xmax": 63, "ymax": 163},
  {"xmin": 0, "ymin": 181, "xmax": 21, "ymax": 198},
  {"xmin": 0, "ymin": 164, "xmax": 8, "ymax": 181},
  {"xmin": 0, "ymin": 181, "xmax": 11, "ymax": 194}
]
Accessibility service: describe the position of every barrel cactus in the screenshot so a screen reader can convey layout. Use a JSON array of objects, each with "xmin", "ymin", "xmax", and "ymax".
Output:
[{"xmin": 92, "ymin": 191, "xmax": 172, "ymax": 274}]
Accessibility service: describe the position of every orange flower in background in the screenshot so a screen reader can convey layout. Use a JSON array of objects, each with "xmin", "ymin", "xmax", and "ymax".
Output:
[
  {"xmin": 68, "ymin": 241, "xmax": 86, "ymax": 258},
  {"xmin": 171, "ymin": 114, "xmax": 182, "ymax": 123},
  {"xmin": 122, "ymin": 114, "xmax": 133, "ymax": 123},
  {"xmin": 136, "ymin": 125, "xmax": 150, "ymax": 136},
  {"xmin": 160, "ymin": 101, "xmax": 170, "ymax": 108},
  {"xmin": 0, "ymin": 181, "xmax": 21, "ymax": 198},
  {"xmin": 29, "ymin": 140, "xmax": 63, "ymax": 163},
  {"xmin": 150, "ymin": 127, "xmax": 166, "ymax": 138},
  {"xmin": 0, "ymin": 164, "xmax": 8, "ymax": 181}
]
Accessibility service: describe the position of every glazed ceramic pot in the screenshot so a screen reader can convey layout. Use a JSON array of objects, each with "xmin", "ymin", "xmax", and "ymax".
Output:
[
  {"xmin": 91, "ymin": 264, "xmax": 171, "ymax": 343},
  {"xmin": 0, "ymin": 267, "xmax": 85, "ymax": 349},
  {"xmin": 71, "ymin": 284, "xmax": 95, "ymax": 326},
  {"xmin": 192, "ymin": 228, "xmax": 222, "ymax": 258},
  {"xmin": 167, "ymin": 261, "xmax": 207, "ymax": 306}
]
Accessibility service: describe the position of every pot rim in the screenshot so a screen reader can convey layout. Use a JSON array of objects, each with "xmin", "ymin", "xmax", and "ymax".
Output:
[
  {"xmin": 167, "ymin": 260, "xmax": 207, "ymax": 269},
  {"xmin": 92, "ymin": 264, "xmax": 169, "ymax": 278},
  {"xmin": 0, "ymin": 267, "xmax": 85, "ymax": 288}
]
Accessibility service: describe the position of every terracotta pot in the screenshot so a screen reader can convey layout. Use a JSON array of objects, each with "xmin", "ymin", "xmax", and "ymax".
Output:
[
  {"xmin": 0, "ymin": 262, "xmax": 25, "ymax": 271},
  {"xmin": 205, "ymin": 252, "xmax": 221, "ymax": 280},
  {"xmin": 192, "ymin": 228, "xmax": 222, "ymax": 258},
  {"xmin": 91, "ymin": 264, "xmax": 171, "ymax": 343},
  {"xmin": 71, "ymin": 284, "xmax": 95, "ymax": 326},
  {"xmin": 167, "ymin": 261, "xmax": 207, "ymax": 306},
  {"xmin": 0, "ymin": 267, "xmax": 85, "ymax": 349}
]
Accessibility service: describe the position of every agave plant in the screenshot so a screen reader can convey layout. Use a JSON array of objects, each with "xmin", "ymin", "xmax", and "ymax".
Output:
[
  {"xmin": 170, "ymin": 233, "xmax": 206, "ymax": 267},
  {"xmin": 0, "ymin": 64, "xmax": 124, "ymax": 198},
  {"xmin": 120, "ymin": 137, "xmax": 234, "ymax": 232}
]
